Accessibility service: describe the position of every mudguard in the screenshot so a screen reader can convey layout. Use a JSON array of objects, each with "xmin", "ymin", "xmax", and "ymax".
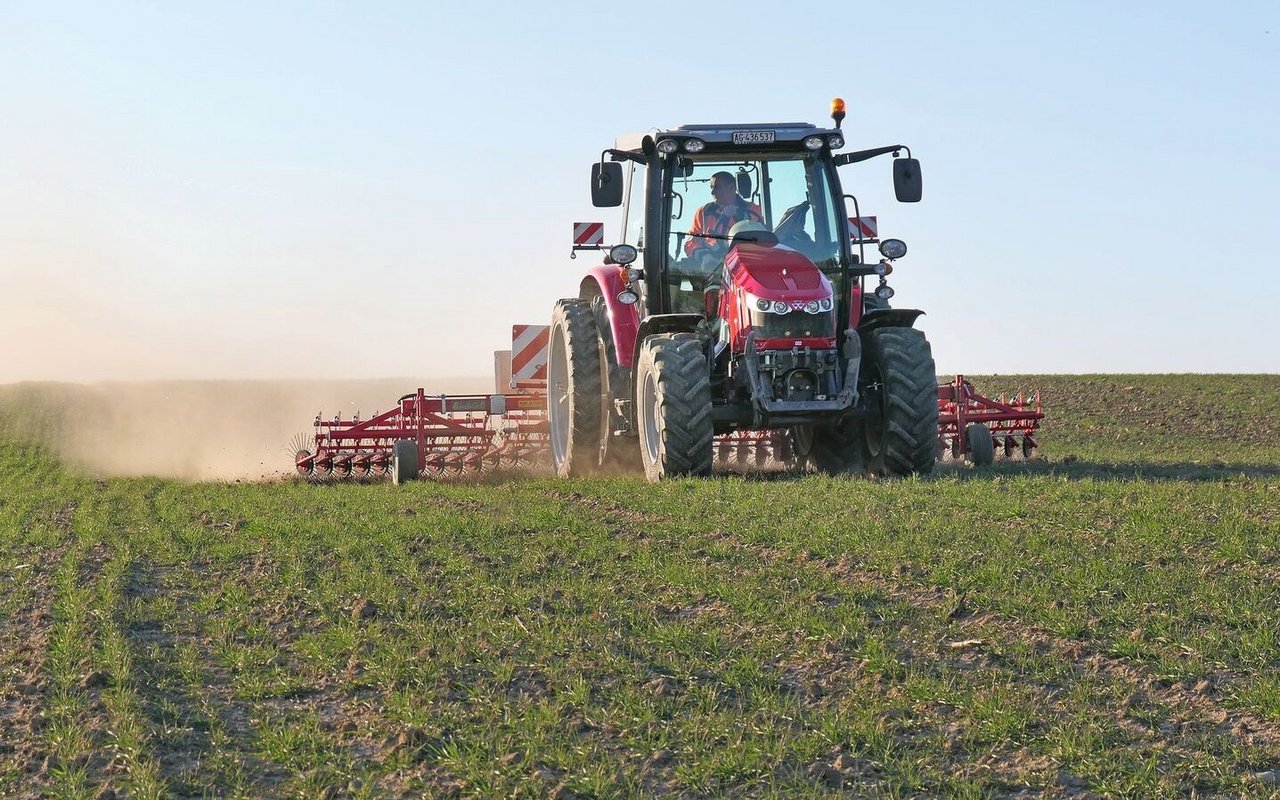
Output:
[
  {"xmin": 579, "ymin": 267, "xmax": 641, "ymax": 367},
  {"xmin": 630, "ymin": 314, "xmax": 704, "ymax": 373},
  {"xmin": 857, "ymin": 308, "xmax": 924, "ymax": 332}
]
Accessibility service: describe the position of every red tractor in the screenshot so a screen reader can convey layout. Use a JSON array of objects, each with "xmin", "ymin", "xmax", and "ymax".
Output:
[{"xmin": 550, "ymin": 99, "xmax": 939, "ymax": 480}]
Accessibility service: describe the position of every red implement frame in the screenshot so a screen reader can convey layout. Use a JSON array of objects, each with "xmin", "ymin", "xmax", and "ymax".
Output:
[
  {"xmin": 937, "ymin": 375, "xmax": 1043, "ymax": 460},
  {"xmin": 295, "ymin": 389, "xmax": 548, "ymax": 479},
  {"xmin": 714, "ymin": 429, "xmax": 791, "ymax": 470}
]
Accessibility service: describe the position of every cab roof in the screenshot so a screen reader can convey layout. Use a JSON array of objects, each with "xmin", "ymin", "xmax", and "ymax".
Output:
[{"xmin": 614, "ymin": 122, "xmax": 841, "ymax": 153}]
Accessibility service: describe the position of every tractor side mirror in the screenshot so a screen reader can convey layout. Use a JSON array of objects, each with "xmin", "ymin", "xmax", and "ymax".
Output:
[
  {"xmin": 893, "ymin": 158, "xmax": 923, "ymax": 203},
  {"xmin": 592, "ymin": 162, "xmax": 624, "ymax": 207}
]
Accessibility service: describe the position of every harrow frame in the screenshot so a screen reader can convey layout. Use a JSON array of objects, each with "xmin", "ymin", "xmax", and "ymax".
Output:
[
  {"xmin": 936, "ymin": 374, "xmax": 1043, "ymax": 461},
  {"xmin": 295, "ymin": 389, "xmax": 549, "ymax": 480}
]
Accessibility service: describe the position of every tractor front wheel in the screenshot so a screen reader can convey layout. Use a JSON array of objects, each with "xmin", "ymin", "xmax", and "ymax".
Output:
[
  {"xmin": 636, "ymin": 335, "xmax": 713, "ymax": 481},
  {"xmin": 860, "ymin": 327, "xmax": 939, "ymax": 477},
  {"xmin": 548, "ymin": 299, "xmax": 604, "ymax": 477}
]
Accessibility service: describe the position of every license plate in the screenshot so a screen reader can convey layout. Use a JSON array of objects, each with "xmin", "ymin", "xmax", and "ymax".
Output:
[{"xmin": 732, "ymin": 130, "xmax": 775, "ymax": 145}]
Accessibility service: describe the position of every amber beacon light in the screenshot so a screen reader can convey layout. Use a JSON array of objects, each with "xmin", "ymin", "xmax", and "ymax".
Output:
[{"xmin": 830, "ymin": 97, "xmax": 846, "ymax": 129}]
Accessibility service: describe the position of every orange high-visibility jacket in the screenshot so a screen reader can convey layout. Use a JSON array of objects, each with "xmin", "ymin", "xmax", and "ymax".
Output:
[{"xmin": 684, "ymin": 199, "xmax": 764, "ymax": 257}]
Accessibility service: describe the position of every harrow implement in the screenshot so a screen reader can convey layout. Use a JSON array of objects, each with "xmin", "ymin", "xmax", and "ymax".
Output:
[
  {"xmin": 937, "ymin": 374, "xmax": 1043, "ymax": 465},
  {"xmin": 294, "ymin": 326, "xmax": 552, "ymax": 482},
  {"xmin": 294, "ymin": 389, "xmax": 549, "ymax": 482},
  {"xmin": 714, "ymin": 429, "xmax": 792, "ymax": 470}
]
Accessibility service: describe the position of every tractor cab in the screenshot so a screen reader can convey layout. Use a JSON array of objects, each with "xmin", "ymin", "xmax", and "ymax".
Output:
[{"xmin": 599, "ymin": 123, "xmax": 857, "ymax": 320}]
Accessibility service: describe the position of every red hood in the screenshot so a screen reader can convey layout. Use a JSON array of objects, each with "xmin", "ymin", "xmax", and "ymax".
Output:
[{"xmin": 724, "ymin": 243, "xmax": 832, "ymax": 304}]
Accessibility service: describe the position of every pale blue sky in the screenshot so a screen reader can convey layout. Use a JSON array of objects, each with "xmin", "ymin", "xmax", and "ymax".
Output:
[{"xmin": 2, "ymin": 1, "xmax": 1277, "ymax": 382}]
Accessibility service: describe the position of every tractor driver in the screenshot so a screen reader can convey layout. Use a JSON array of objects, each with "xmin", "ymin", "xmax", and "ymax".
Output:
[{"xmin": 684, "ymin": 171, "xmax": 764, "ymax": 266}]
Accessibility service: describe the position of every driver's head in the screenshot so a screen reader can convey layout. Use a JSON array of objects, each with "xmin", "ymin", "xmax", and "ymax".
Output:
[{"xmin": 710, "ymin": 171, "xmax": 738, "ymax": 204}]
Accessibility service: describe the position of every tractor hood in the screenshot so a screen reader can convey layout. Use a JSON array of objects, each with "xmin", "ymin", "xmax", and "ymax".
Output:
[{"xmin": 725, "ymin": 243, "xmax": 832, "ymax": 304}]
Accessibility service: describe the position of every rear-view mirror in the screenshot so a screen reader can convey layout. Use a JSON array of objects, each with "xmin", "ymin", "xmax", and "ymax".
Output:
[
  {"xmin": 893, "ymin": 158, "xmax": 923, "ymax": 203},
  {"xmin": 591, "ymin": 162, "xmax": 624, "ymax": 207}
]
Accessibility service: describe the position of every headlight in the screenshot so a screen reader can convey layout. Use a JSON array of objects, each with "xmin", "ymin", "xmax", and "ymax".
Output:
[
  {"xmin": 683, "ymin": 138, "xmax": 706, "ymax": 153},
  {"xmin": 804, "ymin": 135, "xmax": 824, "ymax": 151},
  {"xmin": 745, "ymin": 292, "xmax": 833, "ymax": 315},
  {"xmin": 828, "ymin": 134, "xmax": 845, "ymax": 149},
  {"xmin": 608, "ymin": 244, "xmax": 638, "ymax": 265},
  {"xmin": 879, "ymin": 238, "xmax": 908, "ymax": 259},
  {"xmin": 656, "ymin": 139, "xmax": 679, "ymax": 154},
  {"xmin": 875, "ymin": 284, "xmax": 896, "ymax": 300}
]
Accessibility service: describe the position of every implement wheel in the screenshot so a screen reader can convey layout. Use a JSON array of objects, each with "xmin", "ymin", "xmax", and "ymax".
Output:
[
  {"xmin": 294, "ymin": 449, "xmax": 313, "ymax": 478},
  {"xmin": 392, "ymin": 440, "xmax": 419, "ymax": 485},
  {"xmin": 636, "ymin": 335, "xmax": 713, "ymax": 481},
  {"xmin": 860, "ymin": 327, "xmax": 939, "ymax": 477},
  {"xmin": 548, "ymin": 299, "xmax": 603, "ymax": 477},
  {"xmin": 965, "ymin": 423, "xmax": 995, "ymax": 467}
]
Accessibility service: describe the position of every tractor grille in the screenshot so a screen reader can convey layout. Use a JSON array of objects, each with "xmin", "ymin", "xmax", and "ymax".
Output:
[{"xmin": 751, "ymin": 310, "xmax": 835, "ymax": 340}]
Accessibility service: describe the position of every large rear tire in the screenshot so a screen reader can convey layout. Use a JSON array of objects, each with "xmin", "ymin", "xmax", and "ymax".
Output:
[
  {"xmin": 636, "ymin": 335, "xmax": 713, "ymax": 481},
  {"xmin": 548, "ymin": 299, "xmax": 604, "ymax": 477},
  {"xmin": 860, "ymin": 327, "xmax": 938, "ymax": 477},
  {"xmin": 591, "ymin": 296, "xmax": 642, "ymax": 473}
]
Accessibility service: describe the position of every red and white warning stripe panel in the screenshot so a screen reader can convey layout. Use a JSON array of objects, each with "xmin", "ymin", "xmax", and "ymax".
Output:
[
  {"xmin": 511, "ymin": 324, "xmax": 549, "ymax": 390},
  {"xmin": 848, "ymin": 216, "xmax": 878, "ymax": 241},
  {"xmin": 572, "ymin": 222, "xmax": 604, "ymax": 247}
]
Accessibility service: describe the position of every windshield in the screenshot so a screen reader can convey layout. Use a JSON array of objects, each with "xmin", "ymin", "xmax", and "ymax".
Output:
[{"xmin": 663, "ymin": 153, "xmax": 845, "ymax": 312}]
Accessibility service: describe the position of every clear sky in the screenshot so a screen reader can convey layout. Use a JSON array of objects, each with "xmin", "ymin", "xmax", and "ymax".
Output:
[{"xmin": 2, "ymin": 1, "xmax": 1277, "ymax": 383}]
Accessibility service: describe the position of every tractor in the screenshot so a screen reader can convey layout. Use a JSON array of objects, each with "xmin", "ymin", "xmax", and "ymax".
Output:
[{"xmin": 550, "ymin": 99, "xmax": 939, "ymax": 480}]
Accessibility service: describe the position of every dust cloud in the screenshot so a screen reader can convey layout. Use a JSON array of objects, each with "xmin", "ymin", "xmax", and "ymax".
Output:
[{"xmin": 0, "ymin": 377, "xmax": 491, "ymax": 481}]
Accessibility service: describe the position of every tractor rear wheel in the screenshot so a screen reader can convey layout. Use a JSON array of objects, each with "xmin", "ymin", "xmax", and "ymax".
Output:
[
  {"xmin": 392, "ymin": 440, "xmax": 419, "ymax": 485},
  {"xmin": 591, "ymin": 295, "xmax": 641, "ymax": 472},
  {"xmin": 636, "ymin": 335, "xmax": 713, "ymax": 481},
  {"xmin": 860, "ymin": 327, "xmax": 938, "ymax": 477},
  {"xmin": 966, "ymin": 423, "xmax": 995, "ymax": 466},
  {"xmin": 549, "ymin": 299, "xmax": 604, "ymax": 477}
]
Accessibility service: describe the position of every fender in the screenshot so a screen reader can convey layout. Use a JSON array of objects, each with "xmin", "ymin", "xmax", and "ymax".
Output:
[
  {"xmin": 578, "ymin": 268, "xmax": 641, "ymax": 367},
  {"xmin": 631, "ymin": 314, "xmax": 704, "ymax": 373},
  {"xmin": 857, "ymin": 308, "xmax": 924, "ymax": 333}
]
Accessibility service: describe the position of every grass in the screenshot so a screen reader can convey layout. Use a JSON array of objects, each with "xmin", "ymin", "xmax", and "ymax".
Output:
[{"xmin": 1, "ymin": 374, "xmax": 1279, "ymax": 797}]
